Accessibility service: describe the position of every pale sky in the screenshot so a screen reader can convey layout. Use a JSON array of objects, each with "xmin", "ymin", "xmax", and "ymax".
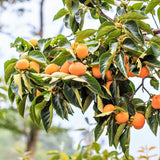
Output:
[{"xmin": 0, "ymin": 0, "xmax": 159, "ymax": 159}]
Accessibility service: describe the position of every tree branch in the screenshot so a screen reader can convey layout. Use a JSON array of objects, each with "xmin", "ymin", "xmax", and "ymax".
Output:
[
  {"xmin": 100, "ymin": 9, "xmax": 114, "ymax": 22},
  {"xmin": 39, "ymin": 0, "xmax": 45, "ymax": 38}
]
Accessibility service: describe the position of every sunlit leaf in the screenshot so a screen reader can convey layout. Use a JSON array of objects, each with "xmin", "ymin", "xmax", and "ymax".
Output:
[
  {"xmin": 76, "ymin": 29, "xmax": 97, "ymax": 42},
  {"xmin": 53, "ymin": 8, "xmax": 69, "ymax": 21},
  {"xmin": 145, "ymin": 0, "xmax": 160, "ymax": 14}
]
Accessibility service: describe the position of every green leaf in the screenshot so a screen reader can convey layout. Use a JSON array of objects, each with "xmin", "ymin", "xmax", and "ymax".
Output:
[
  {"xmin": 114, "ymin": 53, "xmax": 128, "ymax": 78},
  {"xmin": 16, "ymin": 95, "xmax": 27, "ymax": 118},
  {"xmin": 119, "ymin": 80, "xmax": 135, "ymax": 97},
  {"xmin": 110, "ymin": 81, "xmax": 119, "ymax": 106},
  {"xmin": 63, "ymin": 83, "xmax": 81, "ymax": 108},
  {"xmin": 114, "ymin": 123, "xmax": 126, "ymax": 148},
  {"xmin": 145, "ymin": 103, "xmax": 158, "ymax": 135},
  {"xmin": 95, "ymin": 111, "xmax": 115, "ymax": 117},
  {"xmin": 151, "ymin": 43, "xmax": 160, "ymax": 58},
  {"xmin": 158, "ymin": 7, "xmax": 160, "ymax": 25},
  {"xmin": 63, "ymin": 99, "xmax": 74, "ymax": 115},
  {"xmin": 47, "ymin": 150, "xmax": 59, "ymax": 155},
  {"xmin": 69, "ymin": 15, "xmax": 79, "ymax": 33},
  {"xmin": 150, "ymin": 36, "xmax": 160, "ymax": 45},
  {"xmin": 41, "ymin": 103, "xmax": 53, "ymax": 132},
  {"xmin": 52, "ymin": 94, "xmax": 65, "ymax": 119},
  {"xmin": 147, "ymin": 114, "xmax": 158, "ymax": 135},
  {"xmin": 34, "ymin": 100, "xmax": 47, "ymax": 125},
  {"xmin": 22, "ymin": 74, "xmax": 31, "ymax": 93},
  {"xmin": 96, "ymin": 26, "xmax": 116, "ymax": 39},
  {"xmin": 145, "ymin": 0, "xmax": 160, "ymax": 14},
  {"xmin": 120, "ymin": 12, "xmax": 148, "ymax": 21},
  {"xmin": 72, "ymin": 87, "xmax": 82, "ymax": 108},
  {"xmin": 90, "ymin": 7, "xmax": 99, "ymax": 19},
  {"xmin": 97, "ymin": 95, "xmax": 103, "ymax": 112},
  {"xmin": 56, "ymin": 34, "xmax": 71, "ymax": 48},
  {"xmin": 53, "ymin": 8, "xmax": 69, "ymax": 20},
  {"xmin": 76, "ymin": 29, "xmax": 97, "ymax": 42},
  {"xmin": 125, "ymin": 20, "xmax": 144, "ymax": 44},
  {"xmin": 4, "ymin": 58, "xmax": 17, "ymax": 84},
  {"xmin": 92, "ymin": 142, "xmax": 101, "ymax": 153},
  {"xmin": 52, "ymin": 50, "xmax": 72, "ymax": 66},
  {"xmin": 150, "ymin": 77, "xmax": 159, "ymax": 90},
  {"xmin": 132, "ymin": 3, "xmax": 143, "ymax": 10},
  {"xmin": 27, "ymin": 72, "xmax": 44, "ymax": 85},
  {"xmin": 144, "ymin": 55, "xmax": 160, "ymax": 68},
  {"xmin": 14, "ymin": 74, "xmax": 23, "ymax": 99},
  {"xmin": 110, "ymin": 41, "xmax": 119, "ymax": 55},
  {"xmin": 136, "ymin": 20, "xmax": 153, "ymax": 35},
  {"xmin": 11, "ymin": 37, "xmax": 32, "ymax": 52},
  {"xmin": 127, "ymin": 102, "xmax": 136, "ymax": 116},
  {"xmin": 8, "ymin": 77, "xmax": 15, "ymax": 103},
  {"xmin": 94, "ymin": 119, "xmax": 109, "ymax": 141},
  {"xmin": 107, "ymin": 118, "xmax": 118, "ymax": 146},
  {"xmin": 104, "ymin": 0, "xmax": 115, "ymax": 5},
  {"xmin": 122, "ymin": 38, "xmax": 142, "ymax": 56},
  {"xmin": 50, "ymin": 155, "xmax": 60, "ymax": 160},
  {"xmin": 82, "ymin": 95, "xmax": 92, "ymax": 113},
  {"xmin": 81, "ymin": 73, "xmax": 104, "ymax": 97},
  {"xmin": 28, "ymin": 50, "xmax": 46, "ymax": 64},
  {"xmin": 38, "ymin": 38, "xmax": 52, "ymax": 52},
  {"xmin": 60, "ymin": 152, "xmax": 70, "ymax": 160},
  {"xmin": 65, "ymin": 0, "xmax": 79, "ymax": 13},
  {"xmin": 99, "ymin": 53, "xmax": 112, "ymax": 79},
  {"xmin": 107, "ymin": 29, "xmax": 121, "ymax": 40},
  {"xmin": 119, "ymin": 128, "xmax": 130, "ymax": 159}
]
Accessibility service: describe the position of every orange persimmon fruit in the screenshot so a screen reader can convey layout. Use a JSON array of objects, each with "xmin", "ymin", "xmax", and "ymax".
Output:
[
  {"xmin": 15, "ymin": 59, "xmax": 30, "ymax": 70},
  {"xmin": 115, "ymin": 111, "xmax": 129, "ymax": 124},
  {"xmin": 76, "ymin": 43, "xmax": 88, "ymax": 59},
  {"xmin": 132, "ymin": 113, "xmax": 145, "ymax": 129},
  {"xmin": 152, "ymin": 95, "xmax": 160, "ymax": 109},
  {"xmin": 69, "ymin": 62, "xmax": 86, "ymax": 76},
  {"xmin": 45, "ymin": 63, "xmax": 60, "ymax": 75}
]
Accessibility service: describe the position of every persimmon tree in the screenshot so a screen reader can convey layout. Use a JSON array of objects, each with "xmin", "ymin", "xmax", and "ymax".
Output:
[{"xmin": 4, "ymin": 0, "xmax": 160, "ymax": 158}]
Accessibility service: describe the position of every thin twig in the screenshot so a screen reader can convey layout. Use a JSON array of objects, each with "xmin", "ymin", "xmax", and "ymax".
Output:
[
  {"xmin": 151, "ymin": 14, "xmax": 159, "ymax": 29},
  {"xmin": 129, "ymin": 83, "xmax": 142, "ymax": 101},
  {"xmin": 142, "ymin": 86, "xmax": 152, "ymax": 98},
  {"xmin": 100, "ymin": 9, "xmax": 114, "ymax": 22}
]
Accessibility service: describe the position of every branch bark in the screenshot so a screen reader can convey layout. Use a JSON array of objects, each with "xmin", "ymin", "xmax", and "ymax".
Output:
[{"xmin": 100, "ymin": 9, "xmax": 114, "ymax": 22}]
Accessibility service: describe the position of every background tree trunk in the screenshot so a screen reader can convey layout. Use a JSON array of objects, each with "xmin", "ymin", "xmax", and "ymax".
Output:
[{"xmin": 26, "ymin": 124, "xmax": 39, "ymax": 160}]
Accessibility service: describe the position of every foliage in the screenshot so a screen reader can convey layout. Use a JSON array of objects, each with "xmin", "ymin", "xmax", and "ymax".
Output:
[{"xmin": 4, "ymin": 0, "xmax": 160, "ymax": 158}]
